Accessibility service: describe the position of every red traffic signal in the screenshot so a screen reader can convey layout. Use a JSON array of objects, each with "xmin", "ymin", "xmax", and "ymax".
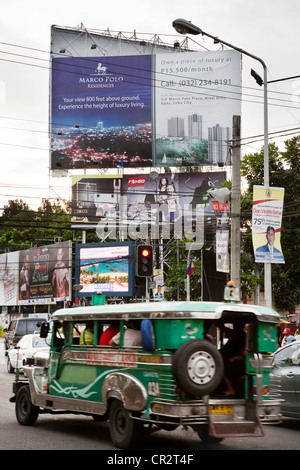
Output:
[
  {"xmin": 136, "ymin": 245, "xmax": 153, "ymax": 277},
  {"xmin": 141, "ymin": 248, "xmax": 151, "ymax": 257}
]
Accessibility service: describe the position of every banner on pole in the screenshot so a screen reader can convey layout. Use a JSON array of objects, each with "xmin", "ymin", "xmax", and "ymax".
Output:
[{"xmin": 252, "ymin": 186, "xmax": 285, "ymax": 264}]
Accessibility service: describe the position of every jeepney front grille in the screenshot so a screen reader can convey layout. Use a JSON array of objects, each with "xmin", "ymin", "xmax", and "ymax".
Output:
[{"xmin": 159, "ymin": 373, "xmax": 177, "ymax": 398}]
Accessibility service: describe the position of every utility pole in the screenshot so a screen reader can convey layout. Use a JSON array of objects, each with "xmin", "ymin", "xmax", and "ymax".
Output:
[{"xmin": 231, "ymin": 115, "xmax": 241, "ymax": 288}]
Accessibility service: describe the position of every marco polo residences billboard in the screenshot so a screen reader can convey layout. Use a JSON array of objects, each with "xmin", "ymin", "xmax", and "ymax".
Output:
[{"xmin": 50, "ymin": 50, "xmax": 241, "ymax": 169}]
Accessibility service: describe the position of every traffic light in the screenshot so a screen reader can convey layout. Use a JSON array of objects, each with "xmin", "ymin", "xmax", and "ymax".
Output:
[{"xmin": 136, "ymin": 245, "xmax": 153, "ymax": 277}]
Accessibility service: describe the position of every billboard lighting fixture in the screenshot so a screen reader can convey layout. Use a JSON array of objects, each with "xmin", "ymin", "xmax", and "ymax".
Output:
[
  {"xmin": 59, "ymin": 48, "xmax": 66, "ymax": 53},
  {"xmin": 91, "ymin": 44, "xmax": 97, "ymax": 49}
]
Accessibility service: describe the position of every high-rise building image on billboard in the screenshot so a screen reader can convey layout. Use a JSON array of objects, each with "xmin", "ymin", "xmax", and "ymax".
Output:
[
  {"xmin": 188, "ymin": 114, "xmax": 203, "ymax": 139},
  {"xmin": 208, "ymin": 124, "xmax": 231, "ymax": 165},
  {"xmin": 168, "ymin": 117, "xmax": 185, "ymax": 137}
]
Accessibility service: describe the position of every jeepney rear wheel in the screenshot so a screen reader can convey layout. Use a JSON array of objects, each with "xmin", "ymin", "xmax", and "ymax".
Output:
[
  {"xmin": 108, "ymin": 399, "xmax": 142, "ymax": 449},
  {"xmin": 15, "ymin": 385, "xmax": 39, "ymax": 426},
  {"xmin": 172, "ymin": 339, "xmax": 224, "ymax": 396}
]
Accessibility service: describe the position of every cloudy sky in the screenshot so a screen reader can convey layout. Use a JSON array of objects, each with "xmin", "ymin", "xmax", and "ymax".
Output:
[{"xmin": 1, "ymin": 0, "xmax": 300, "ymax": 209}]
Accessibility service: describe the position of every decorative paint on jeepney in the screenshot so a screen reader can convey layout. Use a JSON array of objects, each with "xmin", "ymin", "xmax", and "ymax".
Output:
[
  {"xmin": 62, "ymin": 349, "xmax": 139, "ymax": 368},
  {"xmin": 59, "ymin": 349, "xmax": 172, "ymax": 368},
  {"xmin": 48, "ymin": 347, "xmax": 174, "ymax": 403},
  {"xmin": 182, "ymin": 322, "xmax": 199, "ymax": 339},
  {"xmin": 154, "ymin": 319, "xmax": 204, "ymax": 349}
]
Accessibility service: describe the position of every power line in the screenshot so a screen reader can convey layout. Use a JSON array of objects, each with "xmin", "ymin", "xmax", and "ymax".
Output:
[{"xmin": 1, "ymin": 46, "xmax": 300, "ymax": 112}]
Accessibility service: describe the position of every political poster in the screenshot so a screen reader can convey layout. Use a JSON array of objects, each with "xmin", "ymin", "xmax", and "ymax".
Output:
[{"xmin": 252, "ymin": 186, "xmax": 285, "ymax": 264}]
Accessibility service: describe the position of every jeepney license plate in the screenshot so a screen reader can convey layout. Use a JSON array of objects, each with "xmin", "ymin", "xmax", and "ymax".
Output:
[{"xmin": 209, "ymin": 405, "xmax": 233, "ymax": 414}]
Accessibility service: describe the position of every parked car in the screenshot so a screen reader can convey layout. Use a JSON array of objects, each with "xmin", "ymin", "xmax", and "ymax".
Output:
[
  {"xmin": 270, "ymin": 339, "xmax": 300, "ymax": 418},
  {"xmin": 4, "ymin": 317, "xmax": 48, "ymax": 355},
  {"xmin": 7, "ymin": 334, "xmax": 50, "ymax": 373}
]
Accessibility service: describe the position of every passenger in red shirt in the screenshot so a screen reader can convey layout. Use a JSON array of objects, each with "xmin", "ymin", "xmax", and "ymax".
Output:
[{"xmin": 99, "ymin": 325, "xmax": 119, "ymax": 346}]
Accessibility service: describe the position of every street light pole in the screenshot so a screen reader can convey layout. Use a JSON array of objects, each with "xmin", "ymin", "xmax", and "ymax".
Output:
[{"xmin": 172, "ymin": 19, "xmax": 272, "ymax": 307}]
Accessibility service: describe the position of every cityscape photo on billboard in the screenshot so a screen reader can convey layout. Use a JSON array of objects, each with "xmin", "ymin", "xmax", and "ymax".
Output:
[{"xmin": 51, "ymin": 55, "xmax": 152, "ymax": 169}]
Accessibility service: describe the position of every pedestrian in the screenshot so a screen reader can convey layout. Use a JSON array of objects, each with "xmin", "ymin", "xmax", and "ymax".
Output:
[{"xmin": 281, "ymin": 327, "xmax": 292, "ymax": 347}]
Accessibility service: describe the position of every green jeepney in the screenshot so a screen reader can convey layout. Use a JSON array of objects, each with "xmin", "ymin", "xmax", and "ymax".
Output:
[{"xmin": 11, "ymin": 301, "xmax": 282, "ymax": 448}]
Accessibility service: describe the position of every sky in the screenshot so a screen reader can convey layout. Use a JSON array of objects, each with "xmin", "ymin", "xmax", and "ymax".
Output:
[{"xmin": 1, "ymin": 0, "xmax": 300, "ymax": 211}]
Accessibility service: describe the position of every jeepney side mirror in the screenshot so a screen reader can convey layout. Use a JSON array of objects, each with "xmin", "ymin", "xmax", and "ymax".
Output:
[{"xmin": 40, "ymin": 322, "xmax": 50, "ymax": 338}]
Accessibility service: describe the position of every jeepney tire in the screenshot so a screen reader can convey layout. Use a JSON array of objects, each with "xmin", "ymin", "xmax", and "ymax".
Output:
[
  {"xmin": 172, "ymin": 339, "xmax": 224, "ymax": 396},
  {"xmin": 7, "ymin": 357, "xmax": 15, "ymax": 374},
  {"xmin": 108, "ymin": 399, "xmax": 142, "ymax": 449},
  {"xmin": 15, "ymin": 385, "xmax": 39, "ymax": 426}
]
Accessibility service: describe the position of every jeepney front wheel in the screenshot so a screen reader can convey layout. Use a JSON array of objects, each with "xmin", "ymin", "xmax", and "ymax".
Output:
[
  {"xmin": 108, "ymin": 399, "xmax": 142, "ymax": 449},
  {"xmin": 15, "ymin": 385, "xmax": 39, "ymax": 426},
  {"xmin": 172, "ymin": 339, "xmax": 224, "ymax": 396}
]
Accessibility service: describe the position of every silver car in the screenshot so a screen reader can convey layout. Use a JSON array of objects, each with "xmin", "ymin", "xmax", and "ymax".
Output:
[
  {"xmin": 271, "ymin": 340, "xmax": 300, "ymax": 417},
  {"xmin": 7, "ymin": 334, "xmax": 50, "ymax": 373}
]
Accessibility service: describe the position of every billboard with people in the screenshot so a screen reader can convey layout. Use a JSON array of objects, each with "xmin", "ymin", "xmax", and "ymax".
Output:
[
  {"xmin": 71, "ymin": 171, "xmax": 227, "ymax": 231},
  {"xmin": 18, "ymin": 241, "xmax": 72, "ymax": 305}
]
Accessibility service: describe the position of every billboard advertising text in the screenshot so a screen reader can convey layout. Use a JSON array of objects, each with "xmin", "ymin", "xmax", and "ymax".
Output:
[
  {"xmin": 154, "ymin": 50, "xmax": 241, "ymax": 167},
  {"xmin": 50, "ymin": 51, "xmax": 241, "ymax": 169},
  {"xmin": 51, "ymin": 55, "xmax": 152, "ymax": 169}
]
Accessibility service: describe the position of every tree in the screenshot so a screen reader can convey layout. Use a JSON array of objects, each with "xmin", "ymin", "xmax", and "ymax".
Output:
[{"xmin": 240, "ymin": 137, "xmax": 300, "ymax": 312}]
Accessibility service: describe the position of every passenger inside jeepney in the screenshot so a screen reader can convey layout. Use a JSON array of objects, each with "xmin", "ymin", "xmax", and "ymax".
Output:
[
  {"xmin": 79, "ymin": 321, "xmax": 94, "ymax": 345},
  {"xmin": 99, "ymin": 322, "xmax": 119, "ymax": 346},
  {"xmin": 109, "ymin": 320, "xmax": 142, "ymax": 348},
  {"xmin": 217, "ymin": 320, "xmax": 247, "ymax": 397}
]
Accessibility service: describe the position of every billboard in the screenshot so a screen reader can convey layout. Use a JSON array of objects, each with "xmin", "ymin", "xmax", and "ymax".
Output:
[
  {"xmin": 18, "ymin": 241, "xmax": 72, "ymax": 305},
  {"xmin": 252, "ymin": 186, "xmax": 285, "ymax": 264},
  {"xmin": 51, "ymin": 55, "xmax": 152, "ymax": 169},
  {"xmin": 154, "ymin": 50, "xmax": 241, "ymax": 166},
  {"xmin": 0, "ymin": 251, "xmax": 19, "ymax": 306},
  {"xmin": 50, "ymin": 50, "xmax": 241, "ymax": 169},
  {"xmin": 75, "ymin": 242, "xmax": 135, "ymax": 297},
  {"xmin": 71, "ymin": 171, "xmax": 227, "ymax": 229}
]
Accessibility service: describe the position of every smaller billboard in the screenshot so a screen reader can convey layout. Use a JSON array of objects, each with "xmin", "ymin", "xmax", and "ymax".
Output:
[
  {"xmin": 71, "ymin": 171, "xmax": 227, "ymax": 227},
  {"xmin": 75, "ymin": 242, "xmax": 135, "ymax": 297},
  {"xmin": 18, "ymin": 241, "xmax": 72, "ymax": 305},
  {"xmin": 252, "ymin": 186, "xmax": 285, "ymax": 264},
  {"xmin": 0, "ymin": 251, "xmax": 19, "ymax": 306}
]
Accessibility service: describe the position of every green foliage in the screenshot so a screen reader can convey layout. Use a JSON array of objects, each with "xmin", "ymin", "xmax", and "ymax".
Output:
[
  {"xmin": 240, "ymin": 135, "xmax": 300, "ymax": 312},
  {"xmin": 0, "ymin": 198, "xmax": 74, "ymax": 251}
]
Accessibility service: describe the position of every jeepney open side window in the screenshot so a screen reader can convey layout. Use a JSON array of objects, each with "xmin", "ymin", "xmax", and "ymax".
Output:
[
  {"xmin": 98, "ymin": 320, "xmax": 120, "ymax": 347},
  {"xmin": 52, "ymin": 321, "xmax": 65, "ymax": 350},
  {"xmin": 108, "ymin": 319, "xmax": 144, "ymax": 349},
  {"xmin": 72, "ymin": 320, "xmax": 97, "ymax": 346}
]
